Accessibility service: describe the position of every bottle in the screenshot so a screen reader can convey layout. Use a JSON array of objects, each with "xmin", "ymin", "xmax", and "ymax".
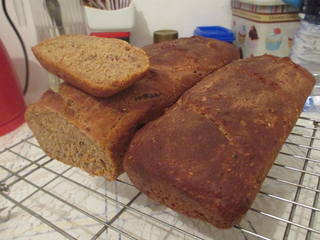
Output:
[{"xmin": 290, "ymin": 0, "xmax": 320, "ymax": 112}]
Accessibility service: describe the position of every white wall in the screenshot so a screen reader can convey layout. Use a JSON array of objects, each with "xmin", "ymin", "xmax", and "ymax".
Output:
[
  {"xmin": 131, "ymin": 0, "xmax": 233, "ymax": 47},
  {"xmin": 0, "ymin": 0, "xmax": 232, "ymax": 103}
]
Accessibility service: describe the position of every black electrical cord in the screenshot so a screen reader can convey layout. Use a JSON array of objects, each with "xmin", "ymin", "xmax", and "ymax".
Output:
[{"xmin": 2, "ymin": 0, "xmax": 29, "ymax": 95}]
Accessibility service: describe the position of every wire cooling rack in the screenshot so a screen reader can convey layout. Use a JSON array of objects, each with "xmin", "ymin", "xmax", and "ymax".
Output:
[{"xmin": 0, "ymin": 114, "xmax": 320, "ymax": 240}]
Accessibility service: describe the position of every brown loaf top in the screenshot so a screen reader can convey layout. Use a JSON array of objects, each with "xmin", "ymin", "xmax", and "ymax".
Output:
[
  {"xmin": 124, "ymin": 55, "xmax": 315, "ymax": 228},
  {"xmin": 26, "ymin": 36, "xmax": 240, "ymax": 180},
  {"xmin": 143, "ymin": 36, "xmax": 240, "ymax": 100}
]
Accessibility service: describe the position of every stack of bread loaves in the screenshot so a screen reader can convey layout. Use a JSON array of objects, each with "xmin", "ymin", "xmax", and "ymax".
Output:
[
  {"xmin": 26, "ymin": 35, "xmax": 240, "ymax": 180},
  {"xmin": 26, "ymin": 34, "xmax": 315, "ymax": 229}
]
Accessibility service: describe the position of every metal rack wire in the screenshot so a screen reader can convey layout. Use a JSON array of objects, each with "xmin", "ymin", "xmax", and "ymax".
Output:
[{"xmin": 0, "ymin": 114, "xmax": 320, "ymax": 240}]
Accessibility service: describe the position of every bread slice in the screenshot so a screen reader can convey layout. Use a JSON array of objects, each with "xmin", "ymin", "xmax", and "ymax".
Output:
[{"xmin": 32, "ymin": 35, "xmax": 150, "ymax": 97}]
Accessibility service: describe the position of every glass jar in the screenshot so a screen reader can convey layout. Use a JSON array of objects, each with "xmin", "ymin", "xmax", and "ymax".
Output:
[{"xmin": 29, "ymin": 0, "xmax": 88, "ymax": 91}]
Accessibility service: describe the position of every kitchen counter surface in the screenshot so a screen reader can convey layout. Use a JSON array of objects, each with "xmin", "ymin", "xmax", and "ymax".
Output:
[{"xmin": 1, "ymin": 114, "xmax": 320, "ymax": 240}]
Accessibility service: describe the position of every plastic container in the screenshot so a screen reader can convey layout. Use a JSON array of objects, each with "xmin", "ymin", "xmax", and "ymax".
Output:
[
  {"xmin": 291, "ymin": 1, "xmax": 320, "ymax": 112},
  {"xmin": 85, "ymin": 0, "xmax": 135, "ymax": 32},
  {"xmin": 0, "ymin": 39, "xmax": 26, "ymax": 136},
  {"xmin": 194, "ymin": 26, "xmax": 235, "ymax": 43},
  {"xmin": 283, "ymin": 0, "xmax": 303, "ymax": 8}
]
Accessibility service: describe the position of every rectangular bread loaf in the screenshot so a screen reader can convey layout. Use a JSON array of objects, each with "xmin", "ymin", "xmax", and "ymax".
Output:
[
  {"xmin": 26, "ymin": 36, "xmax": 240, "ymax": 180},
  {"xmin": 124, "ymin": 55, "xmax": 315, "ymax": 228}
]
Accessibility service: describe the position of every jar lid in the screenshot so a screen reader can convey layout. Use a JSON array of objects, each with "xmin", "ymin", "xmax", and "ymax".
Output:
[
  {"xmin": 153, "ymin": 30, "xmax": 178, "ymax": 43},
  {"xmin": 194, "ymin": 26, "xmax": 235, "ymax": 43},
  {"xmin": 301, "ymin": 0, "xmax": 320, "ymax": 17},
  {"xmin": 302, "ymin": 0, "xmax": 320, "ymax": 6},
  {"xmin": 302, "ymin": 6, "xmax": 320, "ymax": 15}
]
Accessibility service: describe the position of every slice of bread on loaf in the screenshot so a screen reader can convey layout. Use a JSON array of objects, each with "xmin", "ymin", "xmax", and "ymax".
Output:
[{"xmin": 32, "ymin": 35, "xmax": 150, "ymax": 97}]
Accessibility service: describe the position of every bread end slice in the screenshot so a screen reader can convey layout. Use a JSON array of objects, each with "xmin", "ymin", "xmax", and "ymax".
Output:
[
  {"xmin": 32, "ymin": 35, "xmax": 149, "ymax": 97},
  {"xmin": 25, "ymin": 91, "xmax": 121, "ymax": 180}
]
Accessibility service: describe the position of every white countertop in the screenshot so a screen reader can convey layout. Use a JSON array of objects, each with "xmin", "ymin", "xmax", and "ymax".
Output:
[{"xmin": 0, "ymin": 117, "xmax": 320, "ymax": 240}]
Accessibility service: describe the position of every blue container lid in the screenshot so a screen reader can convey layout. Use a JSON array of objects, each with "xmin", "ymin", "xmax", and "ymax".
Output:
[{"xmin": 194, "ymin": 26, "xmax": 235, "ymax": 43}]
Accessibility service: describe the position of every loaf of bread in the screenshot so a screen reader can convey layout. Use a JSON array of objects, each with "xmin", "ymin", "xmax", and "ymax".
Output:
[
  {"xmin": 32, "ymin": 35, "xmax": 150, "ymax": 97},
  {"xmin": 26, "ymin": 36, "xmax": 240, "ymax": 180},
  {"xmin": 124, "ymin": 55, "xmax": 315, "ymax": 228}
]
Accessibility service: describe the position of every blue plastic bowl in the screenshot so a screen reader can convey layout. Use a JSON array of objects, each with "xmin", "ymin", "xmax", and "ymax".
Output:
[{"xmin": 194, "ymin": 26, "xmax": 235, "ymax": 43}]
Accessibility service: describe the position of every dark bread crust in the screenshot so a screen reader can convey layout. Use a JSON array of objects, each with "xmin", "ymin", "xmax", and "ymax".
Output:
[
  {"xmin": 26, "ymin": 36, "xmax": 240, "ymax": 180},
  {"xmin": 124, "ymin": 55, "xmax": 315, "ymax": 228}
]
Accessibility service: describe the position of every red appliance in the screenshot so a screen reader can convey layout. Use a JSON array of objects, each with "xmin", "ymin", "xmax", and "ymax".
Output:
[{"xmin": 0, "ymin": 39, "xmax": 26, "ymax": 136}]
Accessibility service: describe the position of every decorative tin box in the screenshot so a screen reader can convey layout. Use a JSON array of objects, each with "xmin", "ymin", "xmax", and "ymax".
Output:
[{"xmin": 232, "ymin": 0, "xmax": 300, "ymax": 58}]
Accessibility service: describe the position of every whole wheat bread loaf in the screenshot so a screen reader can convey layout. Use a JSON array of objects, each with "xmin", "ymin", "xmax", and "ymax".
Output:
[
  {"xmin": 32, "ymin": 35, "xmax": 150, "ymax": 97},
  {"xmin": 26, "ymin": 36, "xmax": 240, "ymax": 180},
  {"xmin": 124, "ymin": 55, "xmax": 315, "ymax": 228}
]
